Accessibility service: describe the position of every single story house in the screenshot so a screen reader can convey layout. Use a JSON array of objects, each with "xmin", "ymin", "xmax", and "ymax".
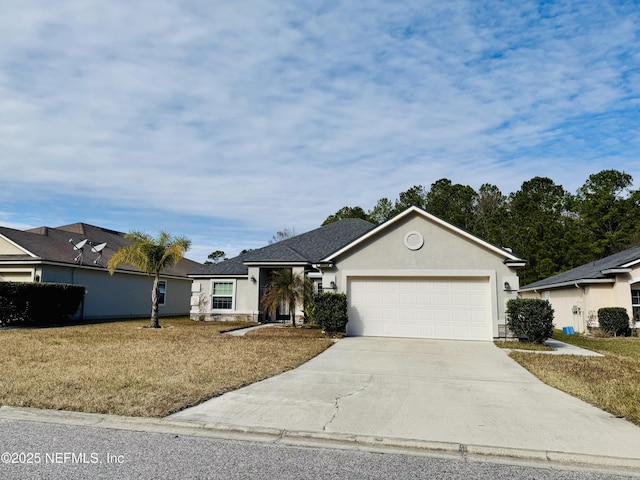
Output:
[
  {"xmin": 0, "ymin": 222, "xmax": 201, "ymax": 319},
  {"xmin": 189, "ymin": 207, "xmax": 526, "ymax": 340},
  {"xmin": 519, "ymin": 245, "xmax": 640, "ymax": 332}
]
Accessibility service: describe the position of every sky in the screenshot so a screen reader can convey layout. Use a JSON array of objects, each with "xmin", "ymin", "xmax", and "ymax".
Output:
[{"xmin": 1, "ymin": 1, "xmax": 639, "ymax": 263}]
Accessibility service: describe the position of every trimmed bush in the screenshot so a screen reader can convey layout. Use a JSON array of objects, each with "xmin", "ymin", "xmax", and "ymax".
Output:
[
  {"xmin": 597, "ymin": 307, "xmax": 630, "ymax": 337},
  {"xmin": 310, "ymin": 292, "xmax": 348, "ymax": 334},
  {"xmin": 0, "ymin": 282, "xmax": 85, "ymax": 327},
  {"xmin": 506, "ymin": 298, "xmax": 554, "ymax": 344}
]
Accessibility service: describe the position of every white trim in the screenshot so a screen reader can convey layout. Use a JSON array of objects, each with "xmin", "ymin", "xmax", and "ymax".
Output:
[
  {"xmin": 622, "ymin": 258, "xmax": 640, "ymax": 268},
  {"xmin": 0, "ymin": 259, "xmax": 190, "ymax": 280},
  {"xmin": 519, "ymin": 278, "xmax": 615, "ymax": 292},
  {"xmin": 0, "ymin": 267, "xmax": 36, "ymax": 281},
  {"xmin": 210, "ymin": 279, "xmax": 236, "ymax": 313},
  {"xmin": 600, "ymin": 268, "xmax": 632, "ymax": 275},
  {"xmin": 189, "ymin": 274, "xmax": 247, "ymax": 279},
  {"xmin": 323, "ymin": 206, "xmax": 523, "ymax": 262},
  {"xmin": 0, "ymin": 233, "xmax": 38, "ymax": 257},
  {"xmin": 243, "ymin": 261, "xmax": 309, "ymax": 267},
  {"xmin": 404, "ymin": 231, "xmax": 424, "ymax": 250},
  {"xmin": 341, "ymin": 269, "xmax": 498, "ymax": 339},
  {"xmin": 158, "ymin": 280, "xmax": 167, "ymax": 306}
]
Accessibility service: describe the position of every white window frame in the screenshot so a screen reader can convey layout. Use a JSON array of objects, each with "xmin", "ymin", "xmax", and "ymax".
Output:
[
  {"xmin": 211, "ymin": 280, "xmax": 236, "ymax": 312},
  {"xmin": 632, "ymin": 287, "xmax": 640, "ymax": 323},
  {"xmin": 158, "ymin": 280, "xmax": 167, "ymax": 306}
]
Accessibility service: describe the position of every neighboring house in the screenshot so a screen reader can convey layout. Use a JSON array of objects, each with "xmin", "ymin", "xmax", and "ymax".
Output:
[
  {"xmin": 0, "ymin": 222, "xmax": 201, "ymax": 319},
  {"xmin": 519, "ymin": 246, "xmax": 640, "ymax": 333},
  {"xmin": 190, "ymin": 207, "xmax": 526, "ymax": 341}
]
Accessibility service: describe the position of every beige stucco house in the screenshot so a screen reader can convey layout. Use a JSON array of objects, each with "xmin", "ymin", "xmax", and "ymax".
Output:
[
  {"xmin": 519, "ymin": 246, "xmax": 640, "ymax": 333},
  {"xmin": 0, "ymin": 222, "xmax": 201, "ymax": 319},
  {"xmin": 189, "ymin": 207, "xmax": 526, "ymax": 340}
]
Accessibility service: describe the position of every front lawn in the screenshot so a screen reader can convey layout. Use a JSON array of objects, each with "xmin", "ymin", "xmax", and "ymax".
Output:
[
  {"xmin": 508, "ymin": 331, "xmax": 640, "ymax": 426},
  {"xmin": 0, "ymin": 318, "xmax": 333, "ymax": 417},
  {"xmin": 493, "ymin": 340, "xmax": 554, "ymax": 351}
]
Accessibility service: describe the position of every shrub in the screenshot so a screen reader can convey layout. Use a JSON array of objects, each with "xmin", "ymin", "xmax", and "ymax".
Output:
[
  {"xmin": 0, "ymin": 282, "xmax": 85, "ymax": 327},
  {"xmin": 506, "ymin": 298, "xmax": 554, "ymax": 344},
  {"xmin": 310, "ymin": 292, "xmax": 348, "ymax": 334},
  {"xmin": 597, "ymin": 307, "xmax": 630, "ymax": 337}
]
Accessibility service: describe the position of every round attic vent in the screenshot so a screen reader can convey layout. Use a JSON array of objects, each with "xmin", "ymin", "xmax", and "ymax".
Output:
[{"xmin": 404, "ymin": 231, "xmax": 424, "ymax": 250}]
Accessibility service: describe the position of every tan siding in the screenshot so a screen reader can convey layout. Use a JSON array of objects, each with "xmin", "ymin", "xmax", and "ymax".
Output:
[
  {"xmin": 0, "ymin": 271, "xmax": 34, "ymax": 282},
  {"xmin": 0, "ymin": 236, "xmax": 26, "ymax": 255}
]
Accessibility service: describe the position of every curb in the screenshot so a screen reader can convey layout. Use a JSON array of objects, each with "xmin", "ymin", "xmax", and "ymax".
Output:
[{"xmin": 1, "ymin": 406, "xmax": 639, "ymax": 476}]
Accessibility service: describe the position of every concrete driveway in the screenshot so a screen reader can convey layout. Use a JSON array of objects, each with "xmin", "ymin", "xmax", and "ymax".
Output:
[{"xmin": 170, "ymin": 337, "xmax": 640, "ymax": 461}]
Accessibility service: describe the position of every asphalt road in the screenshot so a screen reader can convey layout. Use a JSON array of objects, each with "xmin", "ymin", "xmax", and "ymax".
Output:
[{"xmin": 0, "ymin": 418, "xmax": 635, "ymax": 480}]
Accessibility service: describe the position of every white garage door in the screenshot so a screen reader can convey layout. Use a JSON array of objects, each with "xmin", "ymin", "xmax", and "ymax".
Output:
[{"xmin": 347, "ymin": 278, "xmax": 491, "ymax": 340}]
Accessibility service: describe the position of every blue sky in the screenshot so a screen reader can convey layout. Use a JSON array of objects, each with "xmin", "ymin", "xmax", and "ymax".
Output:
[{"xmin": 1, "ymin": 1, "xmax": 639, "ymax": 262}]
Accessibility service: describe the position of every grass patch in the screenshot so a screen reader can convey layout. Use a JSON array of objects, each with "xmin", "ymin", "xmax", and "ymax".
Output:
[
  {"xmin": 0, "ymin": 317, "xmax": 333, "ymax": 417},
  {"xmin": 494, "ymin": 340, "xmax": 554, "ymax": 351},
  {"xmin": 509, "ymin": 332, "xmax": 640, "ymax": 425}
]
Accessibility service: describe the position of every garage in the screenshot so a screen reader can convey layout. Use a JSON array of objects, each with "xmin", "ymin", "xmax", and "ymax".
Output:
[{"xmin": 347, "ymin": 277, "xmax": 492, "ymax": 340}]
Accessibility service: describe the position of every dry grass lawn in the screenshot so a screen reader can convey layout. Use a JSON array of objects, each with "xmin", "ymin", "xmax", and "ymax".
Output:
[
  {"xmin": 509, "ymin": 332, "xmax": 640, "ymax": 426},
  {"xmin": 493, "ymin": 340, "xmax": 554, "ymax": 351},
  {"xmin": 0, "ymin": 318, "xmax": 333, "ymax": 417}
]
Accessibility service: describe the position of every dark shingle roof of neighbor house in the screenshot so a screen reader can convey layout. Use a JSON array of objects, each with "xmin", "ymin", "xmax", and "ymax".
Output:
[
  {"xmin": 520, "ymin": 245, "xmax": 640, "ymax": 291},
  {"xmin": 0, "ymin": 223, "xmax": 201, "ymax": 277},
  {"xmin": 191, "ymin": 218, "xmax": 376, "ymax": 276}
]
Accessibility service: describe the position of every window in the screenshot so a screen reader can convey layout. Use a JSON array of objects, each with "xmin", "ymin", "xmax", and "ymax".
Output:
[
  {"xmin": 158, "ymin": 281, "xmax": 167, "ymax": 305},
  {"xmin": 632, "ymin": 289, "xmax": 640, "ymax": 323},
  {"xmin": 212, "ymin": 281, "xmax": 234, "ymax": 310}
]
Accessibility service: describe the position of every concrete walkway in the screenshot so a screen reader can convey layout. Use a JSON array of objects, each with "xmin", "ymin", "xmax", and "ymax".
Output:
[
  {"xmin": 507, "ymin": 338, "xmax": 604, "ymax": 356},
  {"xmin": 543, "ymin": 338, "xmax": 604, "ymax": 356},
  {"xmin": 170, "ymin": 337, "xmax": 640, "ymax": 470},
  {"xmin": 223, "ymin": 324, "xmax": 276, "ymax": 336}
]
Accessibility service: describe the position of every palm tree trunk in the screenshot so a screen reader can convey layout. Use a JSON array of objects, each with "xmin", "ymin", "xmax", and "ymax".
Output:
[
  {"xmin": 150, "ymin": 274, "xmax": 160, "ymax": 328},
  {"xmin": 290, "ymin": 299, "xmax": 296, "ymax": 327}
]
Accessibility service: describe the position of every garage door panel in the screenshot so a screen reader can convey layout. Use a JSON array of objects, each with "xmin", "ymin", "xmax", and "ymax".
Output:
[{"xmin": 347, "ymin": 278, "xmax": 491, "ymax": 341}]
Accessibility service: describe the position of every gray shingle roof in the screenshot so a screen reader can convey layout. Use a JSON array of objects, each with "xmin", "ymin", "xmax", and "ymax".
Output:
[
  {"xmin": 191, "ymin": 218, "xmax": 376, "ymax": 276},
  {"xmin": 521, "ymin": 245, "xmax": 640, "ymax": 290},
  {"xmin": 0, "ymin": 222, "xmax": 201, "ymax": 277}
]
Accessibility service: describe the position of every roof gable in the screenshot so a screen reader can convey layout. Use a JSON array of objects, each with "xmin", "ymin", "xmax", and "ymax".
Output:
[
  {"xmin": 0, "ymin": 228, "xmax": 38, "ymax": 257},
  {"xmin": 323, "ymin": 206, "xmax": 524, "ymax": 263}
]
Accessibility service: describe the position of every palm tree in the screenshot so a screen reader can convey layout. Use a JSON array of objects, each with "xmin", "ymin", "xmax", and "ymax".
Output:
[
  {"xmin": 261, "ymin": 269, "xmax": 311, "ymax": 327},
  {"xmin": 108, "ymin": 231, "xmax": 191, "ymax": 328}
]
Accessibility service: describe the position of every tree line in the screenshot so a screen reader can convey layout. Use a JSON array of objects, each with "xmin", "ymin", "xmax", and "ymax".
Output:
[{"xmin": 322, "ymin": 170, "xmax": 640, "ymax": 286}]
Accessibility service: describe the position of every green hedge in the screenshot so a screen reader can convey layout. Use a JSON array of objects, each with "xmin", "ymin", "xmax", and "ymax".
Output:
[
  {"xmin": 310, "ymin": 292, "xmax": 348, "ymax": 334},
  {"xmin": 0, "ymin": 282, "xmax": 85, "ymax": 327},
  {"xmin": 597, "ymin": 307, "xmax": 630, "ymax": 337},
  {"xmin": 506, "ymin": 298, "xmax": 554, "ymax": 344}
]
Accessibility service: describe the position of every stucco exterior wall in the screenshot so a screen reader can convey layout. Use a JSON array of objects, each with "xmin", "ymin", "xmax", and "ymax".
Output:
[
  {"xmin": 520, "ymin": 288, "xmax": 588, "ymax": 331},
  {"xmin": 190, "ymin": 265, "xmax": 306, "ymax": 323},
  {"xmin": 39, "ymin": 265, "xmax": 191, "ymax": 319},
  {"xmin": 328, "ymin": 215, "xmax": 521, "ymax": 336},
  {"xmin": 190, "ymin": 276, "xmax": 259, "ymax": 322},
  {"xmin": 521, "ymin": 271, "xmax": 638, "ymax": 333},
  {"xmin": 0, "ymin": 236, "xmax": 26, "ymax": 255}
]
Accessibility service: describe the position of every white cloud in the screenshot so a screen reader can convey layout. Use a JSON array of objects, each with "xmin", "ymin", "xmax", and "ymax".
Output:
[{"xmin": 1, "ymin": 1, "xmax": 639, "ymax": 261}]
